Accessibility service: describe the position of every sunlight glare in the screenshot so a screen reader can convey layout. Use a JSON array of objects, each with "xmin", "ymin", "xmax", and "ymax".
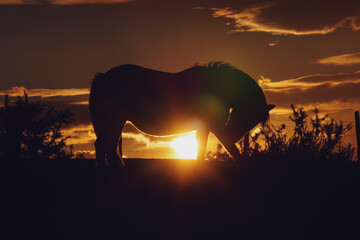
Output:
[{"xmin": 170, "ymin": 133, "xmax": 198, "ymax": 160}]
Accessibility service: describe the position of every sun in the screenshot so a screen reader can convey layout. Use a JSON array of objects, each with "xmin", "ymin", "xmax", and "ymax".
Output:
[{"xmin": 170, "ymin": 133, "xmax": 198, "ymax": 160}]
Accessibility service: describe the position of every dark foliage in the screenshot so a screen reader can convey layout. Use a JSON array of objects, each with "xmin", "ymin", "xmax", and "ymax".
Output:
[
  {"xmin": 205, "ymin": 143, "xmax": 232, "ymax": 161},
  {"xmin": 236, "ymin": 104, "xmax": 354, "ymax": 162},
  {"xmin": 3, "ymin": 103, "xmax": 360, "ymax": 239},
  {"xmin": 0, "ymin": 91, "xmax": 76, "ymax": 160}
]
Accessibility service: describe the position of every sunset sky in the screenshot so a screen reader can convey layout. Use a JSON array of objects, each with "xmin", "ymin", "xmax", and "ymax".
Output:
[{"xmin": 1, "ymin": 0, "xmax": 360, "ymax": 158}]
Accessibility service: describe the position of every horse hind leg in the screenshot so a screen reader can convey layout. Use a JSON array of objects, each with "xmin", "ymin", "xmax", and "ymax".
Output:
[
  {"xmin": 94, "ymin": 138, "xmax": 106, "ymax": 167},
  {"xmin": 196, "ymin": 130, "xmax": 209, "ymax": 162},
  {"xmin": 101, "ymin": 134, "xmax": 123, "ymax": 168},
  {"xmin": 217, "ymin": 134, "xmax": 241, "ymax": 161},
  {"xmin": 118, "ymin": 134, "xmax": 125, "ymax": 166},
  {"xmin": 105, "ymin": 122, "xmax": 126, "ymax": 167}
]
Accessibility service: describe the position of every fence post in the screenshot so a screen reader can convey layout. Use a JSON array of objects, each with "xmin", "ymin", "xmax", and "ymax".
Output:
[{"xmin": 355, "ymin": 111, "xmax": 360, "ymax": 162}]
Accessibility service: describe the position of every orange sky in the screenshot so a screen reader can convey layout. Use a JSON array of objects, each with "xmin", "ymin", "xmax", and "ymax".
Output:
[{"xmin": 0, "ymin": 0, "xmax": 359, "ymax": 158}]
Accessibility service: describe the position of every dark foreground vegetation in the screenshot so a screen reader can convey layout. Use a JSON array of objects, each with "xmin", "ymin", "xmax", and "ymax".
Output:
[
  {"xmin": 0, "ymin": 92, "xmax": 78, "ymax": 160},
  {"xmin": 3, "ymin": 157, "xmax": 360, "ymax": 239},
  {"xmin": 2, "ymin": 95, "xmax": 360, "ymax": 239}
]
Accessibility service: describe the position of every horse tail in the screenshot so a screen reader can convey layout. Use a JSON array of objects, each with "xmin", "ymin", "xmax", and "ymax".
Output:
[
  {"xmin": 89, "ymin": 72, "xmax": 107, "ymax": 108},
  {"xmin": 90, "ymin": 73, "xmax": 105, "ymax": 96}
]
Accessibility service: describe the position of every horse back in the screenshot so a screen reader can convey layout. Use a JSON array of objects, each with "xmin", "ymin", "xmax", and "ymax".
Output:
[{"xmin": 90, "ymin": 65, "xmax": 207, "ymax": 134}]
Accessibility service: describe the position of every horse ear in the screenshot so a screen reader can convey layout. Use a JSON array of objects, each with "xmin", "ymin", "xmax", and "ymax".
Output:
[
  {"xmin": 266, "ymin": 104, "xmax": 275, "ymax": 112},
  {"xmin": 225, "ymin": 108, "xmax": 233, "ymax": 126}
]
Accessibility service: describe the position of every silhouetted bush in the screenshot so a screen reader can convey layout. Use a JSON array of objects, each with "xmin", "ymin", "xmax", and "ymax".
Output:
[
  {"xmin": 0, "ymin": 91, "xmax": 76, "ymax": 160},
  {"xmin": 205, "ymin": 143, "xmax": 232, "ymax": 161},
  {"xmin": 236, "ymin": 104, "xmax": 355, "ymax": 162}
]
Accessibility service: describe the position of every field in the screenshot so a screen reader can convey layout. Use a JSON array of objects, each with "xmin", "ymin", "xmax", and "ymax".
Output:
[{"xmin": 3, "ymin": 157, "xmax": 360, "ymax": 239}]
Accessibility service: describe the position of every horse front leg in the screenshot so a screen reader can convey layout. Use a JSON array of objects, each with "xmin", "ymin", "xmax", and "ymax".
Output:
[
  {"xmin": 196, "ymin": 130, "xmax": 209, "ymax": 162},
  {"xmin": 214, "ymin": 130, "xmax": 241, "ymax": 161},
  {"xmin": 107, "ymin": 122, "xmax": 126, "ymax": 167},
  {"xmin": 117, "ymin": 134, "xmax": 125, "ymax": 167},
  {"xmin": 105, "ymin": 134, "xmax": 125, "ymax": 168},
  {"xmin": 95, "ymin": 138, "xmax": 106, "ymax": 167},
  {"xmin": 223, "ymin": 141, "xmax": 241, "ymax": 161}
]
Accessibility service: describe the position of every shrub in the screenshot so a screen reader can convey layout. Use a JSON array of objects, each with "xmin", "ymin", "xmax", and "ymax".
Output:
[
  {"xmin": 0, "ymin": 91, "xmax": 76, "ymax": 160},
  {"xmin": 237, "ymin": 104, "xmax": 354, "ymax": 162}
]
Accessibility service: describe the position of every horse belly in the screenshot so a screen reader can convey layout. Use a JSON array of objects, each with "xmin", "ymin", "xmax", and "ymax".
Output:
[{"xmin": 129, "ymin": 112, "xmax": 201, "ymax": 136}]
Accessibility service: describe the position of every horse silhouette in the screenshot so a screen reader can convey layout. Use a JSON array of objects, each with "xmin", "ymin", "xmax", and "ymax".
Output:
[{"xmin": 89, "ymin": 62, "xmax": 274, "ymax": 166}]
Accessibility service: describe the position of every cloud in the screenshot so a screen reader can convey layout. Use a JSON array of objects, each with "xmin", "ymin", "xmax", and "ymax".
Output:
[
  {"xmin": 314, "ymin": 53, "xmax": 360, "ymax": 66},
  {"xmin": 122, "ymin": 132, "xmax": 171, "ymax": 150},
  {"xmin": 193, "ymin": 6, "xmax": 207, "ymax": 10},
  {"xmin": 0, "ymin": 0, "xmax": 23, "ymax": 3},
  {"xmin": 70, "ymin": 101, "xmax": 89, "ymax": 105},
  {"xmin": 268, "ymin": 40, "xmax": 280, "ymax": 46},
  {"xmin": 62, "ymin": 122, "xmax": 181, "ymax": 150},
  {"xmin": 0, "ymin": 86, "xmax": 89, "ymax": 98},
  {"xmin": 62, "ymin": 123, "xmax": 173, "ymax": 157},
  {"xmin": 208, "ymin": 1, "xmax": 360, "ymax": 35},
  {"xmin": 260, "ymin": 71, "xmax": 360, "ymax": 144},
  {"xmin": 260, "ymin": 71, "xmax": 360, "ymax": 125},
  {"xmin": 62, "ymin": 122, "xmax": 223, "ymax": 159},
  {"xmin": 0, "ymin": 88, "xmax": 91, "ymax": 126},
  {"xmin": 260, "ymin": 71, "xmax": 360, "ymax": 93},
  {"xmin": 0, "ymin": 0, "xmax": 133, "ymax": 4},
  {"xmin": 269, "ymin": 100, "xmax": 360, "ymax": 120},
  {"xmin": 259, "ymin": 71, "xmax": 360, "ymax": 144},
  {"xmin": 265, "ymin": 81, "xmax": 360, "ymax": 108},
  {"xmin": 63, "ymin": 124, "xmax": 96, "ymax": 145},
  {"xmin": 73, "ymin": 150, "xmax": 96, "ymax": 158},
  {"xmin": 62, "ymin": 123, "xmax": 192, "ymax": 159}
]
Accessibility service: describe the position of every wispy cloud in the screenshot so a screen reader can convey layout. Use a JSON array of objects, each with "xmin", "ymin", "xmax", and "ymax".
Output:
[
  {"xmin": 0, "ymin": 86, "xmax": 89, "ymax": 98},
  {"xmin": 63, "ymin": 123, "xmax": 197, "ymax": 159},
  {"xmin": 61, "ymin": 123, "xmax": 173, "ymax": 147},
  {"xmin": 63, "ymin": 124, "xmax": 96, "ymax": 145},
  {"xmin": 260, "ymin": 71, "xmax": 360, "ymax": 123},
  {"xmin": 123, "ymin": 132, "xmax": 171, "ymax": 150},
  {"xmin": 271, "ymin": 100, "xmax": 360, "ymax": 117},
  {"xmin": 63, "ymin": 123, "xmax": 190, "ymax": 150},
  {"xmin": 314, "ymin": 53, "xmax": 360, "ymax": 66},
  {"xmin": 268, "ymin": 40, "xmax": 280, "ymax": 46},
  {"xmin": 260, "ymin": 71, "xmax": 360, "ymax": 93},
  {"xmin": 0, "ymin": 0, "xmax": 133, "ymax": 4},
  {"xmin": 70, "ymin": 101, "xmax": 89, "ymax": 105},
  {"xmin": 209, "ymin": 1, "xmax": 360, "ymax": 35},
  {"xmin": 73, "ymin": 150, "xmax": 96, "ymax": 158}
]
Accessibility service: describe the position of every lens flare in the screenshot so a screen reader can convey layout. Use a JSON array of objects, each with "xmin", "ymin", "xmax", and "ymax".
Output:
[{"xmin": 170, "ymin": 134, "xmax": 198, "ymax": 159}]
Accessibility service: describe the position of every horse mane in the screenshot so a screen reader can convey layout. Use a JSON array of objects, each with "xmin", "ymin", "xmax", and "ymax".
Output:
[
  {"xmin": 90, "ymin": 73, "xmax": 103, "ymax": 89},
  {"xmin": 193, "ymin": 61, "xmax": 237, "ymax": 72},
  {"xmin": 194, "ymin": 61, "xmax": 271, "ymax": 126}
]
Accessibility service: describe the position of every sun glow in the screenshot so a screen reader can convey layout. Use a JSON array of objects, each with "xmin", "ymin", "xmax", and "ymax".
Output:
[{"xmin": 170, "ymin": 133, "xmax": 198, "ymax": 160}]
